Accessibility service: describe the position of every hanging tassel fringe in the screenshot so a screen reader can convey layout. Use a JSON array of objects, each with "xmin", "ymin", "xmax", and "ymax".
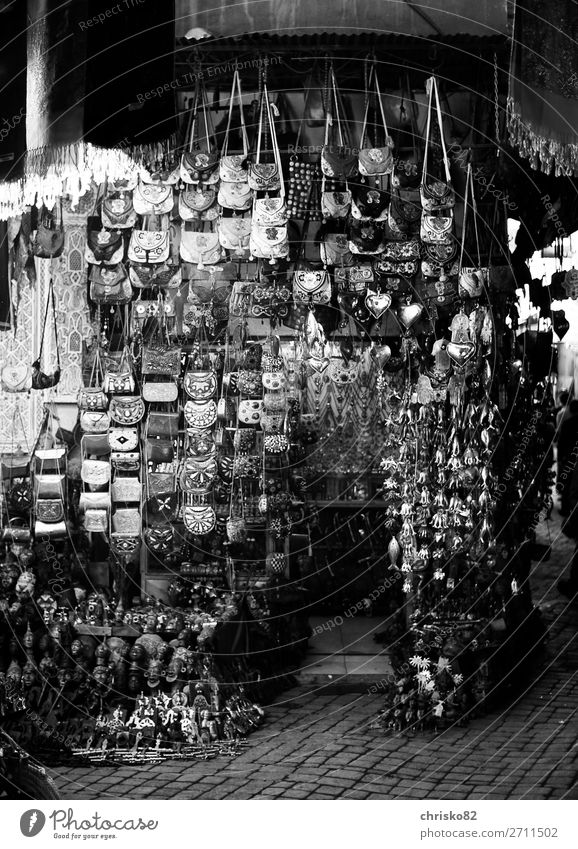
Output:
[
  {"xmin": 507, "ymin": 97, "xmax": 578, "ymax": 178},
  {"xmin": 0, "ymin": 134, "xmax": 178, "ymax": 220}
]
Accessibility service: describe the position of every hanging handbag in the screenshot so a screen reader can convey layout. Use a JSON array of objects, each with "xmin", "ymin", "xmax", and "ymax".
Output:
[
  {"xmin": 220, "ymin": 69, "xmax": 250, "ymax": 183},
  {"xmin": 147, "ymin": 411, "xmax": 180, "ymax": 440},
  {"xmin": 248, "ymin": 88, "xmax": 283, "ymax": 191},
  {"xmin": 103, "ymin": 349, "xmax": 136, "ymax": 395},
  {"xmin": 111, "ymin": 476, "xmax": 141, "ymax": 502},
  {"xmin": 180, "ymin": 227, "xmax": 222, "ymax": 268},
  {"xmin": 183, "ymin": 501, "xmax": 216, "ymax": 536},
  {"xmin": 146, "ymin": 439, "xmax": 174, "ymax": 466},
  {"xmin": 141, "ymin": 333, "xmax": 181, "ymax": 376},
  {"xmin": 321, "ymin": 182, "xmax": 352, "ymax": 220},
  {"xmin": 79, "ymin": 491, "xmax": 111, "ymax": 511},
  {"xmin": 84, "ymin": 509, "xmax": 108, "ymax": 532},
  {"xmin": 35, "ymin": 499, "xmax": 65, "ymax": 523},
  {"xmin": 180, "ymin": 84, "xmax": 219, "ymax": 184},
  {"xmin": 458, "ymin": 163, "xmax": 488, "ymax": 299},
  {"xmin": 80, "ymin": 410, "xmax": 110, "ymax": 433},
  {"xmin": 78, "ymin": 347, "xmax": 108, "ymax": 410},
  {"xmin": 109, "ymin": 396, "xmax": 145, "ymax": 425},
  {"xmin": 237, "ymin": 370, "xmax": 262, "ymax": 396},
  {"xmin": 238, "ymin": 400, "xmax": 264, "ymax": 424},
  {"xmin": 420, "ymin": 213, "xmax": 454, "ymax": 244},
  {"xmin": 1, "ymin": 363, "xmax": 32, "ymax": 393},
  {"xmin": 142, "ymin": 379, "xmax": 179, "ymax": 403},
  {"xmin": 108, "ymin": 428, "xmax": 139, "ymax": 452},
  {"xmin": 128, "ymin": 225, "xmax": 170, "ymax": 265},
  {"xmin": 179, "ymin": 185, "xmax": 220, "ymax": 221},
  {"xmin": 111, "ymin": 451, "xmax": 140, "ymax": 471},
  {"xmin": 31, "ymin": 279, "xmax": 61, "ymax": 390},
  {"xmin": 145, "ymin": 490, "xmax": 179, "ymax": 525},
  {"xmin": 89, "ymin": 263, "xmax": 132, "ymax": 305},
  {"xmin": 321, "ymin": 69, "xmax": 359, "ymax": 180},
  {"xmin": 81, "ymin": 459, "xmax": 111, "ymax": 486},
  {"xmin": 112, "ymin": 508, "xmax": 141, "ymax": 535},
  {"xmin": 358, "ymin": 66, "xmax": 394, "ymax": 177},
  {"xmin": 101, "ymin": 185, "xmax": 137, "ymax": 229},
  {"xmin": 129, "ymin": 263, "xmax": 178, "ymax": 290},
  {"xmin": 351, "ymin": 184, "xmax": 389, "ymax": 221},
  {"xmin": 348, "ymin": 220, "xmax": 386, "ymax": 255},
  {"xmin": 145, "ymin": 526, "xmax": 174, "ymax": 555},
  {"xmin": 420, "ymin": 76, "xmax": 455, "ymax": 212},
  {"xmin": 133, "ymin": 179, "xmax": 174, "ymax": 215},
  {"xmin": 34, "ymin": 473, "xmax": 65, "ymax": 499},
  {"xmin": 218, "ymin": 181, "xmax": 253, "ymax": 211},
  {"xmin": 85, "ymin": 223, "xmax": 124, "ymax": 265},
  {"xmin": 184, "ymin": 399, "xmax": 217, "ymax": 429},
  {"xmin": 293, "ymin": 211, "xmax": 331, "ymax": 304},
  {"xmin": 183, "ymin": 367, "xmax": 217, "ymax": 400},
  {"xmin": 35, "ymin": 519, "xmax": 67, "ymax": 537},
  {"xmin": 249, "ymin": 222, "xmax": 289, "ymax": 261},
  {"xmin": 32, "ymin": 201, "xmax": 65, "ymax": 258},
  {"xmin": 187, "ymin": 429, "xmax": 216, "ymax": 457},
  {"xmin": 180, "ymin": 457, "xmax": 217, "ymax": 492},
  {"xmin": 110, "ymin": 533, "xmax": 141, "ymax": 555},
  {"xmin": 218, "ymin": 216, "xmax": 252, "ymax": 254}
]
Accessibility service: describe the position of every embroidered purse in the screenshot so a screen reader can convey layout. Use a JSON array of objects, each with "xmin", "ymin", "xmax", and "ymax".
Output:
[
  {"xmin": 351, "ymin": 185, "xmax": 389, "ymax": 221},
  {"xmin": 420, "ymin": 214, "xmax": 454, "ymax": 244},
  {"xmin": 321, "ymin": 186, "xmax": 352, "ymax": 220},
  {"xmin": 109, "ymin": 396, "xmax": 145, "ymax": 425},
  {"xmin": 238, "ymin": 400, "xmax": 264, "ymax": 424},
  {"xmin": 218, "ymin": 216, "xmax": 252, "ymax": 254},
  {"xmin": 1, "ymin": 363, "xmax": 32, "ymax": 393},
  {"xmin": 348, "ymin": 220, "xmax": 386, "ymax": 255},
  {"xmin": 35, "ymin": 498, "xmax": 64, "ymax": 523},
  {"xmin": 186, "ymin": 429, "xmax": 216, "ymax": 457},
  {"xmin": 180, "ymin": 229, "xmax": 222, "ymax": 268},
  {"xmin": 85, "ymin": 226, "xmax": 124, "ymax": 265},
  {"xmin": 180, "ymin": 457, "xmax": 217, "ymax": 492},
  {"xmin": 145, "ymin": 526, "xmax": 174, "ymax": 554},
  {"xmin": 358, "ymin": 68, "xmax": 394, "ymax": 177},
  {"xmin": 183, "ymin": 503, "xmax": 216, "ymax": 535},
  {"xmin": 218, "ymin": 182, "xmax": 252, "ymax": 211},
  {"xmin": 179, "ymin": 186, "xmax": 219, "ymax": 221},
  {"xmin": 183, "ymin": 369, "xmax": 217, "ymax": 400},
  {"xmin": 81, "ymin": 459, "xmax": 111, "ymax": 486},
  {"xmin": 249, "ymin": 223, "xmax": 289, "ymax": 261},
  {"xmin": 89, "ymin": 264, "xmax": 132, "ymax": 305},
  {"xmin": 111, "ymin": 477, "xmax": 141, "ymax": 502},
  {"xmin": 112, "ymin": 508, "xmax": 141, "ymax": 535},
  {"xmin": 141, "ymin": 342, "xmax": 181, "ymax": 376},
  {"xmin": 80, "ymin": 411, "xmax": 110, "ymax": 433},
  {"xmin": 183, "ymin": 399, "xmax": 217, "ymax": 429},
  {"xmin": 101, "ymin": 189, "xmax": 137, "ymax": 229},
  {"xmin": 248, "ymin": 88, "xmax": 283, "ymax": 191},
  {"xmin": 128, "ymin": 229, "xmax": 170, "ymax": 264},
  {"xmin": 253, "ymin": 196, "xmax": 288, "ymax": 227},
  {"xmin": 142, "ymin": 380, "xmax": 179, "ymax": 403},
  {"xmin": 133, "ymin": 180, "xmax": 174, "ymax": 215},
  {"xmin": 108, "ymin": 428, "xmax": 139, "ymax": 452}
]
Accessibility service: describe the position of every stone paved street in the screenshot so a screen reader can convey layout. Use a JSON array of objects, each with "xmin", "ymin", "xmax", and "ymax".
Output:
[{"xmin": 51, "ymin": 514, "xmax": 578, "ymax": 800}]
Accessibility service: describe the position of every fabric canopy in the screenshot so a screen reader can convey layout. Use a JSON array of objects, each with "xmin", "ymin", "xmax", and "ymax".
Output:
[
  {"xmin": 508, "ymin": 0, "xmax": 578, "ymax": 176},
  {"xmin": 175, "ymin": 0, "xmax": 509, "ymax": 40}
]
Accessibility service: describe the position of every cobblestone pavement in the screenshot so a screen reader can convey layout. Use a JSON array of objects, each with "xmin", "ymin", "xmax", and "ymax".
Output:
[{"xmin": 51, "ymin": 514, "xmax": 578, "ymax": 801}]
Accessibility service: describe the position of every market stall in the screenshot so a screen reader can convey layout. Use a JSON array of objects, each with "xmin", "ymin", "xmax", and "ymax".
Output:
[{"xmin": 0, "ymin": 9, "xmax": 561, "ymax": 760}]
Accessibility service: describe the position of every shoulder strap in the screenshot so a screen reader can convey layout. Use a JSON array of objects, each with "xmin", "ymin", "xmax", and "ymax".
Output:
[
  {"xmin": 222, "ymin": 69, "xmax": 249, "ymax": 157},
  {"xmin": 423, "ymin": 76, "xmax": 451, "ymax": 184},
  {"xmin": 36, "ymin": 279, "xmax": 60, "ymax": 370}
]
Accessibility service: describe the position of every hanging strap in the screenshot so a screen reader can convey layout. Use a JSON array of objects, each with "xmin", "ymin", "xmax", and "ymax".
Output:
[
  {"xmin": 458, "ymin": 163, "xmax": 482, "ymax": 271},
  {"xmin": 422, "ymin": 76, "xmax": 451, "ymax": 184},
  {"xmin": 36, "ymin": 279, "xmax": 61, "ymax": 370},
  {"xmin": 266, "ymin": 91, "xmax": 285, "ymax": 200},
  {"xmin": 221, "ymin": 69, "xmax": 249, "ymax": 157},
  {"xmin": 187, "ymin": 82, "xmax": 200, "ymax": 153},
  {"xmin": 360, "ymin": 64, "xmax": 390, "ymax": 149}
]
